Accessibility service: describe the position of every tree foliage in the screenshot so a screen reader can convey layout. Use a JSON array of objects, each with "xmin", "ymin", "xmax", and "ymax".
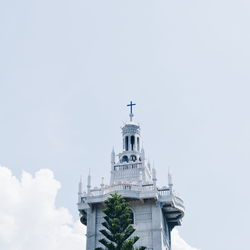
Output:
[{"xmin": 95, "ymin": 193, "xmax": 146, "ymax": 250}]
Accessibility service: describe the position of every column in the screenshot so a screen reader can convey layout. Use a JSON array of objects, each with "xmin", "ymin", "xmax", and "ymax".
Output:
[
  {"xmin": 151, "ymin": 202, "xmax": 163, "ymax": 250},
  {"xmin": 86, "ymin": 205, "xmax": 97, "ymax": 249}
]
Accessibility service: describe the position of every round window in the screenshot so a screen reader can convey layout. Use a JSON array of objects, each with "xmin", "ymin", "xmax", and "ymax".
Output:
[{"xmin": 130, "ymin": 155, "xmax": 137, "ymax": 162}]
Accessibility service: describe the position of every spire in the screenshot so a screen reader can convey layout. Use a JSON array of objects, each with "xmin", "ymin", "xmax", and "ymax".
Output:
[
  {"xmin": 148, "ymin": 159, "xmax": 151, "ymax": 169},
  {"xmin": 111, "ymin": 147, "xmax": 115, "ymax": 165},
  {"xmin": 87, "ymin": 170, "xmax": 91, "ymax": 195},
  {"xmin": 141, "ymin": 146, "xmax": 145, "ymax": 160},
  {"xmin": 127, "ymin": 101, "xmax": 136, "ymax": 122},
  {"xmin": 152, "ymin": 165, "xmax": 157, "ymax": 188},
  {"xmin": 78, "ymin": 176, "xmax": 83, "ymax": 203},
  {"xmin": 101, "ymin": 177, "xmax": 104, "ymax": 194},
  {"xmin": 78, "ymin": 176, "xmax": 83, "ymax": 194},
  {"xmin": 168, "ymin": 168, "xmax": 173, "ymax": 194}
]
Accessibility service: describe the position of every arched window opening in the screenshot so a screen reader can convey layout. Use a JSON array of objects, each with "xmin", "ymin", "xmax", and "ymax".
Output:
[
  {"xmin": 131, "ymin": 136, "xmax": 135, "ymax": 151},
  {"xmin": 137, "ymin": 137, "xmax": 140, "ymax": 151},
  {"xmin": 130, "ymin": 155, "xmax": 137, "ymax": 162},
  {"xmin": 122, "ymin": 155, "xmax": 129, "ymax": 163},
  {"xmin": 125, "ymin": 136, "xmax": 129, "ymax": 151}
]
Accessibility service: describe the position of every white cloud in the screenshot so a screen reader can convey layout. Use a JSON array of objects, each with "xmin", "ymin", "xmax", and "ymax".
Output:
[
  {"xmin": 172, "ymin": 229, "xmax": 200, "ymax": 250},
  {"xmin": 0, "ymin": 165, "xmax": 84, "ymax": 250},
  {"xmin": 0, "ymin": 165, "xmax": 198, "ymax": 250}
]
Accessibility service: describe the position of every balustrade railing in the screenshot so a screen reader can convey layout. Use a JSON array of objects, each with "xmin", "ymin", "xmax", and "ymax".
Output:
[
  {"xmin": 158, "ymin": 188, "xmax": 170, "ymax": 197},
  {"xmin": 80, "ymin": 184, "xmax": 184, "ymax": 210},
  {"xmin": 84, "ymin": 184, "xmax": 174, "ymax": 197},
  {"xmin": 81, "ymin": 184, "xmax": 183, "ymax": 208},
  {"xmin": 84, "ymin": 183, "xmax": 156, "ymax": 197},
  {"xmin": 114, "ymin": 162, "xmax": 142, "ymax": 171}
]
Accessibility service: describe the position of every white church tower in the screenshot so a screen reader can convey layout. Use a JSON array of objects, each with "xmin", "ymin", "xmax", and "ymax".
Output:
[{"xmin": 78, "ymin": 102, "xmax": 185, "ymax": 250}]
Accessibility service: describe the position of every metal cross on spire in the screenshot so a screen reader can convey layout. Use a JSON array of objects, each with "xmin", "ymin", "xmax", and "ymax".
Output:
[{"xmin": 127, "ymin": 101, "xmax": 136, "ymax": 122}]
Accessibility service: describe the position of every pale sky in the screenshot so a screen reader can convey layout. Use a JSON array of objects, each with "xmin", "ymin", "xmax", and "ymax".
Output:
[{"xmin": 1, "ymin": 1, "xmax": 250, "ymax": 250}]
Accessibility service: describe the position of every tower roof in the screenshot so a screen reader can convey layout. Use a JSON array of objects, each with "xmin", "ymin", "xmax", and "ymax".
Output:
[{"xmin": 122, "ymin": 122, "xmax": 140, "ymax": 135}]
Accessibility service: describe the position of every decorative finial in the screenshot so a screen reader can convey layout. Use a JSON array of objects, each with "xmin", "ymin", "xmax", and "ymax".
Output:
[
  {"xmin": 87, "ymin": 170, "xmax": 91, "ymax": 195},
  {"xmin": 152, "ymin": 166, "xmax": 156, "ymax": 179},
  {"xmin": 168, "ymin": 168, "xmax": 173, "ymax": 194},
  {"xmin": 152, "ymin": 166, "xmax": 157, "ymax": 188},
  {"xmin": 78, "ymin": 175, "xmax": 83, "ymax": 203},
  {"xmin": 168, "ymin": 168, "xmax": 173, "ymax": 186},
  {"xmin": 127, "ymin": 101, "xmax": 136, "ymax": 122},
  {"xmin": 111, "ymin": 147, "xmax": 115, "ymax": 165},
  {"xmin": 101, "ymin": 177, "xmax": 104, "ymax": 188},
  {"xmin": 78, "ymin": 175, "xmax": 83, "ymax": 193}
]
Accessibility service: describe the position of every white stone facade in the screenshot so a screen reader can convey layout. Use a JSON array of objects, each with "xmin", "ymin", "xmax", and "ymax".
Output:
[{"xmin": 78, "ymin": 110, "xmax": 185, "ymax": 250}]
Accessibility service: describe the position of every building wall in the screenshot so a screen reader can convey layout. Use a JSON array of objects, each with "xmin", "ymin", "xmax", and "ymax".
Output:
[{"xmin": 87, "ymin": 199, "xmax": 169, "ymax": 250}]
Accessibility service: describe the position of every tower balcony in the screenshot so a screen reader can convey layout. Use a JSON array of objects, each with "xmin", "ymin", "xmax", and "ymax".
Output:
[
  {"xmin": 78, "ymin": 184, "xmax": 185, "ymax": 226},
  {"xmin": 158, "ymin": 188, "xmax": 185, "ymax": 227}
]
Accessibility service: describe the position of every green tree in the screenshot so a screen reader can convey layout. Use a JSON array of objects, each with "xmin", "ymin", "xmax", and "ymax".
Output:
[{"xmin": 95, "ymin": 193, "xmax": 146, "ymax": 250}]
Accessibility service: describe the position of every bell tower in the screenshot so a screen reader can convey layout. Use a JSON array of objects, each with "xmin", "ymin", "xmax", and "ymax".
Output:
[
  {"xmin": 110, "ymin": 102, "xmax": 152, "ymax": 185},
  {"xmin": 78, "ymin": 103, "xmax": 185, "ymax": 250}
]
